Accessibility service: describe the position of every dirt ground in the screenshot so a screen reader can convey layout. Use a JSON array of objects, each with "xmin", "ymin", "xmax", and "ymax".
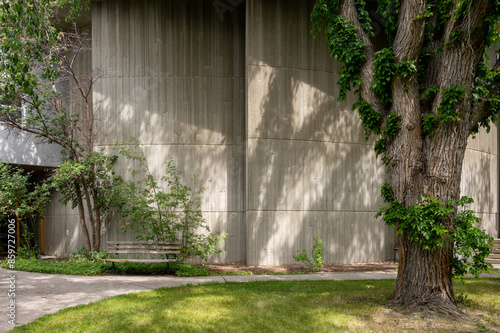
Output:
[{"xmin": 201, "ymin": 261, "xmax": 398, "ymax": 275}]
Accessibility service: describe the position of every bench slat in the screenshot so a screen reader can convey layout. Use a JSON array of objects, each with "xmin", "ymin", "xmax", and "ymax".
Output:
[
  {"xmin": 106, "ymin": 241, "xmax": 182, "ymax": 245},
  {"xmin": 109, "ymin": 250, "xmax": 181, "ymax": 255},
  {"xmin": 107, "ymin": 245, "xmax": 181, "ymax": 250},
  {"xmin": 104, "ymin": 241, "xmax": 181, "ymax": 274},
  {"xmin": 102, "ymin": 259, "xmax": 178, "ymax": 263}
]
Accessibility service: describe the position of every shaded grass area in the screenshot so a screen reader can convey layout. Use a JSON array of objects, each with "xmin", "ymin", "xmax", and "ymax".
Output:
[{"xmin": 9, "ymin": 278, "xmax": 500, "ymax": 333}]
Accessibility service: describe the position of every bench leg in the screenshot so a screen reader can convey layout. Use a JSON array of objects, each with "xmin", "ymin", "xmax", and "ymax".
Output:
[{"xmin": 112, "ymin": 262, "xmax": 115, "ymax": 274}]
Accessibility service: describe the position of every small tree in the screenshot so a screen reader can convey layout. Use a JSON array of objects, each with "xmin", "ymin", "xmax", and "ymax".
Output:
[
  {"xmin": 115, "ymin": 139, "xmax": 226, "ymax": 261},
  {"xmin": 0, "ymin": 163, "xmax": 52, "ymax": 254},
  {"xmin": 0, "ymin": 0, "xmax": 116, "ymax": 252}
]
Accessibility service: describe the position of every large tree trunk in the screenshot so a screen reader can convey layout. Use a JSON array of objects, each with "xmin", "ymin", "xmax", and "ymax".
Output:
[
  {"xmin": 396, "ymin": 232, "xmax": 457, "ymax": 314},
  {"xmin": 388, "ymin": 83, "xmax": 470, "ymax": 314}
]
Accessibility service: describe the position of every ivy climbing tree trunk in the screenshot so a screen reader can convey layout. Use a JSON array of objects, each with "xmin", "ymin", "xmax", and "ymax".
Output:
[{"xmin": 312, "ymin": 0, "xmax": 499, "ymax": 315}]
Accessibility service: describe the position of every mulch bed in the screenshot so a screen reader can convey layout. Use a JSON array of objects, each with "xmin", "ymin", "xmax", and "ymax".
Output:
[{"xmin": 201, "ymin": 261, "xmax": 398, "ymax": 275}]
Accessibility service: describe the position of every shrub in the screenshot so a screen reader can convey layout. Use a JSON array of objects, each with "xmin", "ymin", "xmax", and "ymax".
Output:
[
  {"xmin": 293, "ymin": 237, "xmax": 325, "ymax": 272},
  {"xmin": 17, "ymin": 246, "xmax": 40, "ymax": 259},
  {"xmin": 69, "ymin": 246, "xmax": 111, "ymax": 263},
  {"xmin": 115, "ymin": 139, "xmax": 227, "ymax": 262}
]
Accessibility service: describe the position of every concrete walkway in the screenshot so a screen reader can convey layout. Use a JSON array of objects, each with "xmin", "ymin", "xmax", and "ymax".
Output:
[{"xmin": 0, "ymin": 267, "xmax": 498, "ymax": 332}]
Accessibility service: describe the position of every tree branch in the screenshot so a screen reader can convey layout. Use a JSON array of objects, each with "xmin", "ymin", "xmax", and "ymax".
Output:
[
  {"xmin": 393, "ymin": 0, "xmax": 427, "ymax": 62},
  {"xmin": 339, "ymin": 0, "xmax": 384, "ymax": 114}
]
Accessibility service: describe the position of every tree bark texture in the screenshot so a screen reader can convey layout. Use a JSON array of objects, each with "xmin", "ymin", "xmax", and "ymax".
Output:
[{"xmin": 75, "ymin": 184, "xmax": 92, "ymax": 252}]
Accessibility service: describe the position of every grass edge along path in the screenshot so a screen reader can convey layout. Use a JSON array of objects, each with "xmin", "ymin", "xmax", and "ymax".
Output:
[{"xmin": 8, "ymin": 278, "xmax": 500, "ymax": 333}]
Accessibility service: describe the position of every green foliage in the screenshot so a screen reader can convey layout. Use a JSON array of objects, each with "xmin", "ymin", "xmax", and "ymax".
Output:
[
  {"xmin": 402, "ymin": 196, "xmax": 453, "ymax": 250},
  {"xmin": 69, "ymin": 246, "xmax": 111, "ymax": 263},
  {"xmin": 427, "ymin": 0, "xmax": 454, "ymax": 38},
  {"xmin": 471, "ymin": 62, "xmax": 500, "ymax": 135},
  {"xmin": 424, "ymin": 85, "xmax": 439, "ymax": 104},
  {"xmin": 445, "ymin": 30, "xmax": 463, "ymax": 49},
  {"xmin": 17, "ymin": 246, "xmax": 40, "ymax": 259},
  {"xmin": 311, "ymin": 237, "xmax": 325, "ymax": 271},
  {"xmin": 396, "ymin": 59, "xmax": 417, "ymax": 78},
  {"xmin": 383, "ymin": 111, "xmax": 401, "ymax": 139},
  {"xmin": 452, "ymin": 200, "xmax": 494, "ymax": 278},
  {"xmin": 0, "ymin": 163, "xmax": 51, "ymax": 218},
  {"xmin": 1, "ymin": 257, "xmax": 196, "ymax": 276},
  {"xmin": 0, "ymin": 0, "xmax": 113, "ymax": 252},
  {"xmin": 422, "ymin": 114, "xmax": 438, "ymax": 137},
  {"xmin": 51, "ymin": 150, "xmax": 119, "ymax": 212},
  {"xmin": 353, "ymin": 0, "xmax": 374, "ymax": 37},
  {"xmin": 376, "ymin": 193, "xmax": 493, "ymax": 278},
  {"xmin": 373, "ymin": 112, "xmax": 400, "ymax": 159},
  {"xmin": 293, "ymin": 237, "xmax": 325, "ymax": 272},
  {"xmin": 173, "ymin": 263, "xmax": 211, "ymax": 277},
  {"xmin": 352, "ymin": 99, "xmax": 382, "ymax": 139},
  {"xmin": 412, "ymin": 5, "xmax": 434, "ymax": 21},
  {"xmin": 482, "ymin": 1, "xmax": 500, "ymax": 47},
  {"xmin": 1, "ymin": 257, "xmax": 110, "ymax": 276},
  {"xmin": 374, "ymin": 138, "xmax": 387, "ymax": 158},
  {"xmin": 311, "ymin": 0, "xmax": 366, "ymax": 101},
  {"xmin": 372, "ymin": 48, "xmax": 396, "ymax": 106},
  {"xmin": 437, "ymin": 86, "xmax": 466, "ymax": 123},
  {"xmin": 115, "ymin": 139, "xmax": 226, "ymax": 262},
  {"xmin": 376, "ymin": 0, "xmax": 400, "ymax": 44},
  {"xmin": 293, "ymin": 249, "xmax": 311, "ymax": 265},
  {"xmin": 380, "ymin": 181, "xmax": 394, "ymax": 203},
  {"xmin": 0, "ymin": 163, "xmax": 52, "ymax": 250}
]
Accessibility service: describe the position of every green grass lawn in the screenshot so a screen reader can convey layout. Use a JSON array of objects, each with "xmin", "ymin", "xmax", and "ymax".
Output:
[{"xmin": 9, "ymin": 278, "xmax": 500, "ymax": 333}]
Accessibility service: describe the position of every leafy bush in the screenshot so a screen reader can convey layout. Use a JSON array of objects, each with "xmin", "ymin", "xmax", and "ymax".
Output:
[
  {"xmin": 69, "ymin": 246, "xmax": 111, "ymax": 263},
  {"xmin": 115, "ymin": 139, "xmax": 227, "ymax": 261},
  {"xmin": 17, "ymin": 246, "xmax": 40, "ymax": 259},
  {"xmin": 293, "ymin": 237, "xmax": 325, "ymax": 272},
  {"xmin": 0, "ymin": 163, "xmax": 52, "ymax": 251},
  {"xmin": 173, "ymin": 263, "xmax": 211, "ymax": 277},
  {"xmin": 376, "ymin": 191, "xmax": 493, "ymax": 278}
]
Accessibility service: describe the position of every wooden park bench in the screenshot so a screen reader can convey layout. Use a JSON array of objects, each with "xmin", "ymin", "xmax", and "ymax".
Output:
[{"xmin": 102, "ymin": 240, "xmax": 182, "ymax": 273}]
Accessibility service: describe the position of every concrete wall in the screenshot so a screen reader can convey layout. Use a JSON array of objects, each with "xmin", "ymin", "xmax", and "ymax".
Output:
[
  {"xmin": 245, "ymin": 0, "xmax": 392, "ymax": 265},
  {"xmin": 42, "ymin": 0, "xmax": 499, "ymax": 261},
  {"xmin": 0, "ymin": 129, "xmax": 62, "ymax": 168},
  {"xmin": 461, "ymin": 125, "xmax": 499, "ymax": 237},
  {"xmin": 91, "ymin": 0, "xmax": 246, "ymax": 262}
]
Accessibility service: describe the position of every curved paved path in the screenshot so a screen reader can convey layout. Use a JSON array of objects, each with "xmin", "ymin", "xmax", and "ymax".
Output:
[
  {"xmin": 0, "ymin": 268, "xmax": 397, "ymax": 332},
  {"xmin": 0, "ymin": 267, "xmax": 497, "ymax": 332}
]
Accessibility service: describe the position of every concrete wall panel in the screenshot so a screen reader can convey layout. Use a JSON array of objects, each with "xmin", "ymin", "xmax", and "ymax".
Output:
[
  {"xmin": 461, "ymin": 125, "xmax": 499, "ymax": 237},
  {"xmin": 90, "ymin": 0, "xmax": 247, "ymax": 260},
  {"xmin": 246, "ymin": 0, "xmax": 393, "ymax": 265}
]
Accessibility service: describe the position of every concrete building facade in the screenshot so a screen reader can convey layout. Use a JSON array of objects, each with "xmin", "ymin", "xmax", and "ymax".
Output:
[{"xmin": 4, "ymin": 0, "xmax": 499, "ymax": 265}]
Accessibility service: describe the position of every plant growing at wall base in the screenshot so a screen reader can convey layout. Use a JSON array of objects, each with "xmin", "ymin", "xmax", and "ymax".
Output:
[
  {"xmin": 293, "ymin": 237, "xmax": 325, "ymax": 272},
  {"xmin": 115, "ymin": 139, "xmax": 226, "ymax": 262}
]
